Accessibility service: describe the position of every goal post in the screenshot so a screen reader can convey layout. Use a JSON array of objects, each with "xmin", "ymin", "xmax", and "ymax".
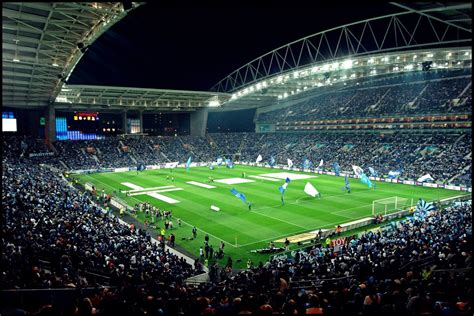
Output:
[{"xmin": 372, "ymin": 196, "xmax": 413, "ymax": 216}]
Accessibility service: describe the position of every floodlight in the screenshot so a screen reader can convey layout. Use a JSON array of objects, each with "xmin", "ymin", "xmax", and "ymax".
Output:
[{"xmin": 342, "ymin": 60, "xmax": 352, "ymax": 69}]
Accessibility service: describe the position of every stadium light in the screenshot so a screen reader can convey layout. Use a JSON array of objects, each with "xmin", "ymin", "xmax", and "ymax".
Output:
[
  {"xmin": 322, "ymin": 64, "xmax": 330, "ymax": 71},
  {"xmin": 368, "ymin": 58, "xmax": 374, "ymax": 64},
  {"xmin": 465, "ymin": 52, "xmax": 469, "ymax": 56},
  {"xmin": 404, "ymin": 64, "xmax": 414, "ymax": 70},
  {"xmin": 342, "ymin": 59, "xmax": 353, "ymax": 69},
  {"xmin": 208, "ymin": 100, "xmax": 220, "ymax": 107},
  {"xmin": 283, "ymin": 92, "xmax": 288, "ymax": 98},
  {"xmin": 427, "ymin": 53, "xmax": 434, "ymax": 57}
]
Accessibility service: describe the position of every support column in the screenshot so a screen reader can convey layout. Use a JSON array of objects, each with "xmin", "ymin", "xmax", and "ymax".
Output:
[
  {"xmin": 45, "ymin": 103, "xmax": 56, "ymax": 143},
  {"xmin": 139, "ymin": 110, "xmax": 143, "ymax": 134},
  {"xmin": 190, "ymin": 108, "xmax": 208, "ymax": 137},
  {"xmin": 122, "ymin": 110, "xmax": 128, "ymax": 134}
]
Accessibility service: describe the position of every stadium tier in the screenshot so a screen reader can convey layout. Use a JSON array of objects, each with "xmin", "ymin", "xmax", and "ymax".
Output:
[
  {"xmin": 257, "ymin": 69, "xmax": 471, "ymax": 123},
  {"xmin": 4, "ymin": 128, "xmax": 471, "ymax": 186},
  {"xmin": 2, "ymin": 3, "xmax": 472, "ymax": 315}
]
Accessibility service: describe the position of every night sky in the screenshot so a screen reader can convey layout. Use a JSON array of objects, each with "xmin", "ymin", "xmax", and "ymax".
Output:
[{"xmin": 68, "ymin": 4, "xmax": 403, "ymax": 91}]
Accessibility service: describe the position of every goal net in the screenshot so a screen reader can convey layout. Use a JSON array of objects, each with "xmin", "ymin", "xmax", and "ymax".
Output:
[{"xmin": 372, "ymin": 197, "xmax": 412, "ymax": 216}]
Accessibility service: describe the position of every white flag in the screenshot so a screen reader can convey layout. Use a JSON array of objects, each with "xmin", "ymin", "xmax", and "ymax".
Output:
[
  {"xmin": 352, "ymin": 165, "xmax": 364, "ymax": 177},
  {"xmin": 304, "ymin": 182, "xmax": 319, "ymax": 197},
  {"xmin": 256, "ymin": 154, "xmax": 263, "ymax": 163},
  {"xmin": 287, "ymin": 159, "xmax": 293, "ymax": 168},
  {"xmin": 417, "ymin": 174, "xmax": 434, "ymax": 182},
  {"xmin": 165, "ymin": 162, "xmax": 179, "ymax": 168},
  {"xmin": 318, "ymin": 159, "xmax": 324, "ymax": 168}
]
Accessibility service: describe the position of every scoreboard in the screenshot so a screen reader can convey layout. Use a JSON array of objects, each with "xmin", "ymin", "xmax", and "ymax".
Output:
[
  {"xmin": 56, "ymin": 111, "xmax": 102, "ymax": 140},
  {"xmin": 73, "ymin": 112, "xmax": 99, "ymax": 122}
]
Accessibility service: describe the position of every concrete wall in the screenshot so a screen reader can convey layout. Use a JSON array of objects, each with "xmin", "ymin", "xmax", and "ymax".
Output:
[
  {"xmin": 190, "ymin": 108, "xmax": 208, "ymax": 137},
  {"xmin": 45, "ymin": 104, "xmax": 56, "ymax": 142}
]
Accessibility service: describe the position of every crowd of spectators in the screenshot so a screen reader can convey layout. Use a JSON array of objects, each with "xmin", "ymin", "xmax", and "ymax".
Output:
[
  {"xmin": 239, "ymin": 132, "xmax": 471, "ymax": 186},
  {"xmin": 2, "ymin": 148, "xmax": 198, "ymax": 312},
  {"xmin": 2, "ymin": 137, "xmax": 471, "ymax": 314},
  {"xmin": 258, "ymin": 69, "xmax": 471, "ymax": 123},
  {"xmin": 5, "ymin": 127, "xmax": 471, "ymax": 188}
]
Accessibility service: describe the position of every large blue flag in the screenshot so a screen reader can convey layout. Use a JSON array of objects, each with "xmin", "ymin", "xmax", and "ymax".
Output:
[
  {"xmin": 186, "ymin": 156, "xmax": 192, "ymax": 172},
  {"xmin": 333, "ymin": 162, "xmax": 341, "ymax": 176},
  {"xmin": 278, "ymin": 177, "xmax": 291, "ymax": 195},
  {"xmin": 270, "ymin": 156, "xmax": 276, "ymax": 167},
  {"xmin": 230, "ymin": 188, "xmax": 248, "ymax": 205},
  {"xmin": 343, "ymin": 175, "xmax": 351, "ymax": 192},
  {"xmin": 303, "ymin": 158, "xmax": 311, "ymax": 169},
  {"xmin": 360, "ymin": 173, "xmax": 373, "ymax": 188},
  {"xmin": 226, "ymin": 158, "xmax": 234, "ymax": 169}
]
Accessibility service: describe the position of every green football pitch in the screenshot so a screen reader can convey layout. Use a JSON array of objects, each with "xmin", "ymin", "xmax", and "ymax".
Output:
[{"xmin": 76, "ymin": 165, "xmax": 469, "ymax": 268}]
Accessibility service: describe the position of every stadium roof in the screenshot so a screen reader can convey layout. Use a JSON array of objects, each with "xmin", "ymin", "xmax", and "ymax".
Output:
[
  {"xmin": 2, "ymin": 2, "xmax": 143, "ymax": 108},
  {"xmin": 390, "ymin": 2, "xmax": 471, "ymax": 32},
  {"xmin": 3, "ymin": 3, "xmax": 472, "ymax": 112},
  {"xmin": 213, "ymin": 2, "xmax": 472, "ymax": 109},
  {"xmin": 54, "ymin": 85, "xmax": 230, "ymax": 111}
]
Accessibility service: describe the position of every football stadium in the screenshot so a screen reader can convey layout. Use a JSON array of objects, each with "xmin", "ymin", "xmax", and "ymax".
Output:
[{"xmin": 2, "ymin": 3, "xmax": 472, "ymax": 315}]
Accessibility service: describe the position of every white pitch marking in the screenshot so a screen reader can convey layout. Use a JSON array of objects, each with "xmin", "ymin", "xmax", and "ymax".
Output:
[
  {"xmin": 129, "ymin": 188, "xmax": 183, "ymax": 196},
  {"xmin": 248, "ymin": 175, "xmax": 279, "ymax": 182},
  {"xmin": 121, "ymin": 182, "xmax": 144, "ymax": 190},
  {"xmin": 214, "ymin": 178, "xmax": 255, "ymax": 184},
  {"xmin": 121, "ymin": 182, "xmax": 181, "ymax": 204},
  {"xmin": 186, "ymin": 181, "xmax": 216, "ymax": 189},
  {"xmin": 259, "ymin": 172, "xmax": 316, "ymax": 181},
  {"xmin": 147, "ymin": 192, "xmax": 180, "ymax": 204},
  {"xmin": 123, "ymin": 185, "xmax": 176, "ymax": 193}
]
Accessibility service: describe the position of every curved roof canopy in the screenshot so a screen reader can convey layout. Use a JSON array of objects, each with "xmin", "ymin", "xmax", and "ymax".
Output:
[
  {"xmin": 213, "ymin": 2, "xmax": 472, "ymax": 109},
  {"xmin": 55, "ymin": 85, "xmax": 231, "ymax": 111},
  {"xmin": 3, "ymin": 2, "xmax": 143, "ymax": 108}
]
